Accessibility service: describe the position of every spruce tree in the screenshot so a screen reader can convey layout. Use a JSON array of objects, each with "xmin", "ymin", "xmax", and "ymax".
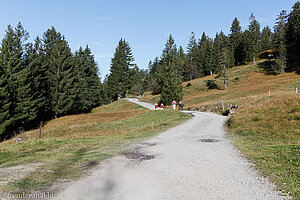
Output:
[
  {"xmin": 74, "ymin": 45, "xmax": 102, "ymax": 112},
  {"xmin": 30, "ymin": 37, "xmax": 52, "ymax": 122},
  {"xmin": 157, "ymin": 35, "xmax": 182, "ymax": 105},
  {"xmin": 229, "ymin": 17, "xmax": 243, "ymax": 65},
  {"xmin": 147, "ymin": 57, "xmax": 160, "ymax": 94},
  {"xmin": 248, "ymin": 13, "xmax": 261, "ymax": 64},
  {"xmin": 0, "ymin": 23, "xmax": 29, "ymax": 137},
  {"xmin": 0, "ymin": 70, "xmax": 12, "ymax": 139},
  {"xmin": 286, "ymin": 2, "xmax": 300, "ymax": 68},
  {"xmin": 42, "ymin": 27, "xmax": 76, "ymax": 117},
  {"xmin": 178, "ymin": 46, "xmax": 185, "ymax": 78},
  {"xmin": 219, "ymin": 47, "xmax": 231, "ymax": 90},
  {"xmin": 186, "ymin": 32, "xmax": 198, "ymax": 80},
  {"xmin": 274, "ymin": 10, "xmax": 288, "ymax": 74},
  {"xmin": 197, "ymin": 32, "xmax": 208, "ymax": 77},
  {"xmin": 106, "ymin": 38, "xmax": 135, "ymax": 101},
  {"xmin": 261, "ymin": 26, "xmax": 274, "ymax": 51},
  {"xmin": 213, "ymin": 32, "xmax": 226, "ymax": 70},
  {"xmin": 286, "ymin": 2, "xmax": 300, "ymax": 46}
]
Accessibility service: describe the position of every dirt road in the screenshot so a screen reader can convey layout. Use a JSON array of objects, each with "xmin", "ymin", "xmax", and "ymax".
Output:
[{"xmin": 56, "ymin": 99, "xmax": 288, "ymax": 200}]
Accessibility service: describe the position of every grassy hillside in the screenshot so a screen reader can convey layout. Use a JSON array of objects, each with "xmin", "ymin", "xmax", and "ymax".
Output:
[
  {"xmin": 142, "ymin": 60, "xmax": 300, "ymax": 198},
  {"xmin": 0, "ymin": 100, "xmax": 190, "ymax": 194}
]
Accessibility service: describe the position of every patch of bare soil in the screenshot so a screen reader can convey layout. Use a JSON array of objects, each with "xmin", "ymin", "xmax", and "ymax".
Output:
[
  {"xmin": 120, "ymin": 147, "xmax": 155, "ymax": 161},
  {"xmin": 0, "ymin": 163, "xmax": 44, "ymax": 198},
  {"xmin": 0, "ymin": 163, "xmax": 44, "ymax": 187}
]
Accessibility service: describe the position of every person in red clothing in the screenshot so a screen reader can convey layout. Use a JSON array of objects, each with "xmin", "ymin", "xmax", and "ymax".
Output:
[
  {"xmin": 172, "ymin": 100, "xmax": 176, "ymax": 110},
  {"xmin": 154, "ymin": 103, "xmax": 158, "ymax": 110},
  {"xmin": 160, "ymin": 103, "xmax": 164, "ymax": 109}
]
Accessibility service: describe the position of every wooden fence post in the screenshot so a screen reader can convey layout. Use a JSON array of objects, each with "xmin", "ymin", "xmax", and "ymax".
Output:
[{"xmin": 39, "ymin": 121, "xmax": 43, "ymax": 138}]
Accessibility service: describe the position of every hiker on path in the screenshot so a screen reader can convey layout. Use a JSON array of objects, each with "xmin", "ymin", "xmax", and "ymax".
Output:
[
  {"xmin": 179, "ymin": 101, "xmax": 184, "ymax": 111},
  {"xmin": 160, "ymin": 103, "xmax": 164, "ymax": 109},
  {"xmin": 172, "ymin": 100, "xmax": 176, "ymax": 110},
  {"xmin": 155, "ymin": 103, "xmax": 158, "ymax": 110}
]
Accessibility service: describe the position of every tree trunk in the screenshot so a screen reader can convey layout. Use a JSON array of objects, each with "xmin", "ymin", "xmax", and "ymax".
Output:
[
  {"xmin": 223, "ymin": 66, "xmax": 227, "ymax": 90},
  {"xmin": 224, "ymin": 78, "xmax": 228, "ymax": 90}
]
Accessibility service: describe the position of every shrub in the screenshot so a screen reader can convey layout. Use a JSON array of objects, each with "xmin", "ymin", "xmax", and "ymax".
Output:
[{"xmin": 186, "ymin": 82, "xmax": 192, "ymax": 87}]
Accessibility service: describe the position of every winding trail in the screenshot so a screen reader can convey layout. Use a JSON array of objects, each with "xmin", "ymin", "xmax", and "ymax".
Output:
[{"xmin": 56, "ymin": 98, "xmax": 289, "ymax": 200}]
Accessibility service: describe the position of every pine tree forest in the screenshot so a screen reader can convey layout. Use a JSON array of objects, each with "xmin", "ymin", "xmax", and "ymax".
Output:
[
  {"xmin": 0, "ymin": 2, "xmax": 299, "ymax": 140},
  {"xmin": 0, "ymin": 24, "xmax": 102, "ymax": 140}
]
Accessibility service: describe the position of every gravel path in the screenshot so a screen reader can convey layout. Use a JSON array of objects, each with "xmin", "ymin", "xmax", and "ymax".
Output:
[
  {"xmin": 56, "ymin": 99, "xmax": 289, "ymax": 200},
  {"xmin": 125, "ymin": 98, "xmax": 155, "ymax": 110}
]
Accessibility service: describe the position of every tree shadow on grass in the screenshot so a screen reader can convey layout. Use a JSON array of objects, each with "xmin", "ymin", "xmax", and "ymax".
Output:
[{"xmin": 258, "ymin": 60, "xmax": 283, "ymax": 75}]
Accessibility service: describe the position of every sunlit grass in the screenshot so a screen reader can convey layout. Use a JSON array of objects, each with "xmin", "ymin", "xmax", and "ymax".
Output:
[
  {"xmin": 142, "ymin": 61, "xmax": 300, "ymax": 198},
  {"xmin": 0, "ymin": 100, "xmax": 190, "ymax": 193}
]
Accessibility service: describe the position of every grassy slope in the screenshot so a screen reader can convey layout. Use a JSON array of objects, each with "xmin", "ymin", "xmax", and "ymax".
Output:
[
  {"xmin": 0, "ymin": 100, "xmax": 190, "ymax": 193},
  {"xmin": 142, "ymin": 60, "xmax": 300, "ymax": 198}
]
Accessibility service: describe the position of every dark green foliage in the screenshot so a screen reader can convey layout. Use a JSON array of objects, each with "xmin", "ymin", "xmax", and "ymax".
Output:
[
  {"xmin": 286, "ymin": 2, "xmax": 300, "ymax": 72},
  {"xmin": 127, "ymin": 66, "xmax": 148, "ymax": 96},
  {"xmin": 0, "ymin": 23, "xmax": 29, "ymax": 138},
  {"xmin": 261, "ymin": 26, "xmax": 274, "ymax": 51},
  {"xmin": 156, "ymin": 35, "xmax": 183, "ymax": 105},
  {"xmin": 0, "ymin": 24, "xmax": 102, "ymax": 140},
  {"xmin": 259, "ymin": 60, "xmax": 286, "ymax": 75},
  {"xmin": 43, "ymin": 27, "xmax": 77, "ymax": 117},
  {"xmin": 106, "ymin": 39, "xmax": 135, "ymax": 101},
  {"xmin": 247, "ymin": 13, "xmax": 261, "ymax": 64},
  {"xmin": 273, "ymin": 10, "xmax": 288, "ymax": 74},
  {"xmin": 229, "ymin": 17, "xmax": 243, "ymax": 65},
  {"xmin": 185, "ymin": 32, "xmax": 199, "ymax": 80},
  {"xmin": 186, "ymin": 82, "xmax": 192, "ymax": 87},
  {"xmin": 73, "ymin": 46, "xmax": 102, "ymax": 112},
  {"xmin": 178, "ymin": 46, "xmax": 186, "ymax": 78},
  {"xmin": 205, "ymin": 80, "xmax": 219, "ymax": 90},
  {"xmin": 0, "ymin": 75, "xmax": 12, "ymax": 140},
  {"xmin": 286, "ymin": 2, "xmax": 300, "ymax": 47}
]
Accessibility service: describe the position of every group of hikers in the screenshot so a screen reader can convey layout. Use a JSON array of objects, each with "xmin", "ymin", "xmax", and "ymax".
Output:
[{"xmin": 154, "ymin": 100, "xmax": 184, "ymax": 110}]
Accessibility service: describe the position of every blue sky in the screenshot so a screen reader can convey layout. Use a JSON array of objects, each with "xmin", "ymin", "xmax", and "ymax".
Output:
[{"xmin": 0, "ymin": 0, "xmax": 297, "ymax": 79}]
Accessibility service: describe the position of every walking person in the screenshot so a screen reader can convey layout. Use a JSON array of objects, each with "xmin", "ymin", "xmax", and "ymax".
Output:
[
  {"xmin": 155, "ymin": 103, "xmax": 158, "ymax": 110},
  {"xmin": 172, "ymin": 100, "xmax": 176, "ymax": 110},
  {"xmin": 160, "ymin": 103, "xmax": 164, "ymax": 109},
  {"xmin": 179, "ymin": 101, "xmax": 182, "ymax": 111}
]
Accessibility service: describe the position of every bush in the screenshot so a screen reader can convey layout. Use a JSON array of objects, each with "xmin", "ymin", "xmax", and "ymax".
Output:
[
  {"xmin": 205, "ymin": 80, "xmax": 219, "ymax": 90},
  {"xmin": 186, "ymin": 82, "xmax": 192, "ymax": 87}
]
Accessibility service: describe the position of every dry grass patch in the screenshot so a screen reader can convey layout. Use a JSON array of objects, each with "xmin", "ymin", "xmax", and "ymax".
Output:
[
  {"xmin": 229, "ymin": 95, "xmax": 300, "ymax": 198},
  {"xmin": 0, "ymin": 99, "xmax": 190, "ymax": 195}
]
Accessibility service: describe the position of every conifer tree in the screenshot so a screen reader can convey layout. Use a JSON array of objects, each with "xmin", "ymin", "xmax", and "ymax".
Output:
[
  {"xmin": 0, "ymin": 23, "xmax": 29, "ymax": 137},
  {"xmin": 248, "ymin": 13, "xmax": 261, "ymax": 64},
  {"xmin": 213, "ymin": 32, "xmax": 226, "ymax": 69},
  {"xmin": 286, "ymin": 1, "xmax": 300, "ymax": 67},
  {"xmin": 219, "ymin": 48, "xmax": 231, "ymax": 90},
  {"xmin": 42, "ymin": 27, "xmax": 76, "ymax": 117},
  {"xmin": 178, "ymin": 46, "xmax": 185, "ymax": 78},
  {"xmin": 197, "ymin": 32, "xmax": 208, "ymax": 77},
  {"xmin": 25, "ymin": 37, "xmax": 48, "ymax": 123},
  {"xmin": 286, "ymin": 2, "xmax": 300, "ymax": 47},
  {"xmin": 229, "ymin": 17, "xmax": 243, "ymax": 65},
  {"xmin": 274, "ymin": 10, "xmax": 288, "ymax": 74},
  {"xmin": 157, "ymin": 35, "xmax": 182, "ymax": 105},
  {"xmin": 186, "ymin": 32, "xmax": 198, "ymax": 80},
  {"xmin": 74, "ymin": 45, "xmax": 102, "ymax": 112},
  {"xmin": 106, "ymin": 38, "xmax": 134, "ymax": 101},
  {"xmin": 0, "ymin": 69, "xmax": 12, "ymax": 139},
  {"xmin": 147, "ymin": 57, "xmax": 160, "ymax": 94},
  {"xmin": 261, "ymin": 26, "xmax": 274, "ymax": 51}
]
